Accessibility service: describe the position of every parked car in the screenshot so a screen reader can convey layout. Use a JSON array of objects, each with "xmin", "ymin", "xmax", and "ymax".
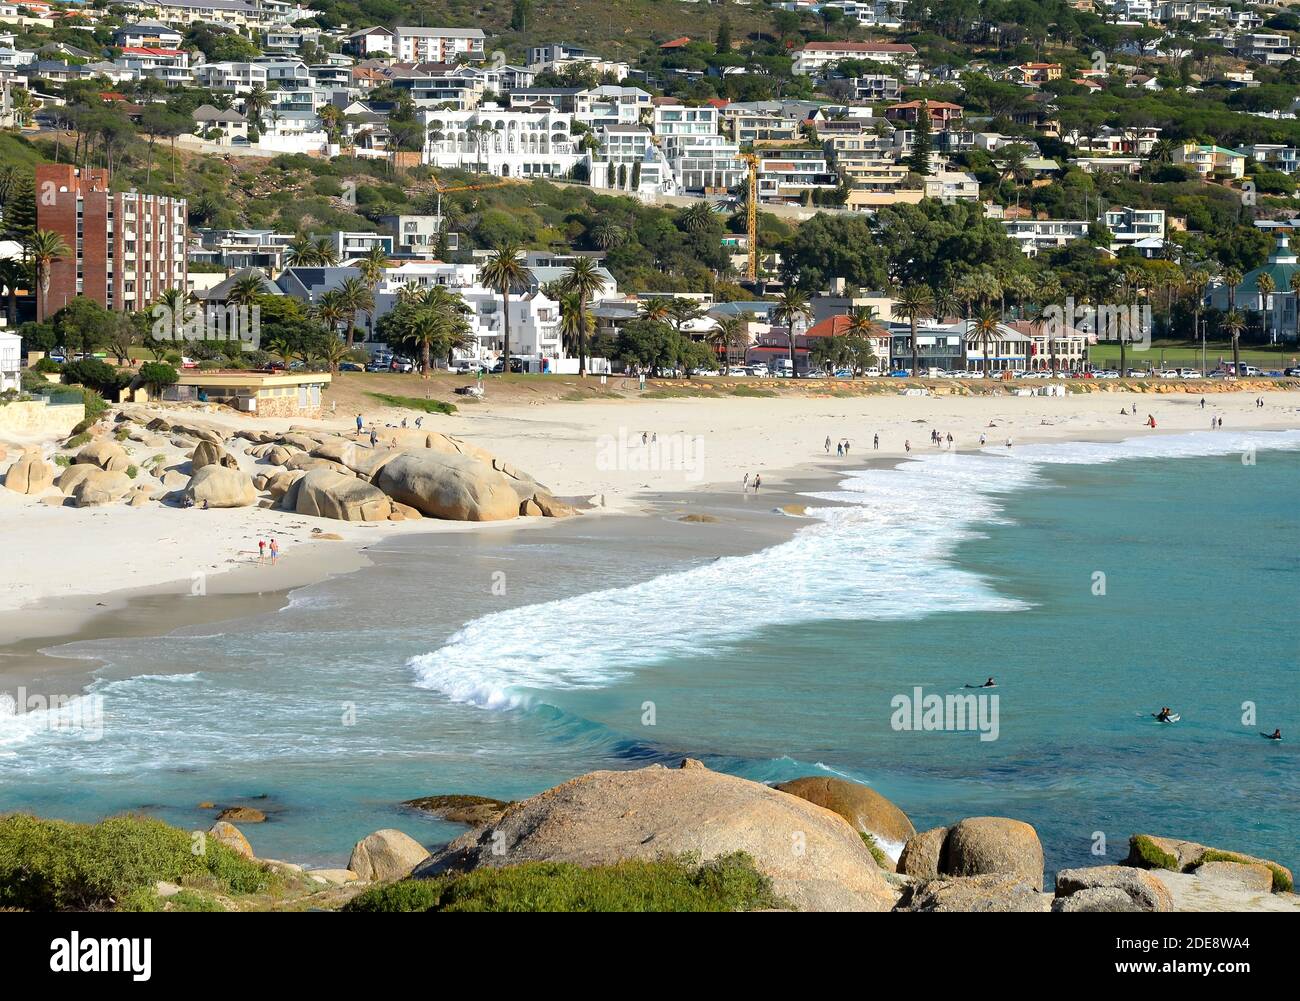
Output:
[
  {"xmin": 1285, "ymin": 367, "xmax": 1300, "ymax": 377},
  {"xmin": 727, "ymin": 366, "xmax": 748, "ymax": 377},
  {"xmin": 339, "ymin": 362, "xmax": 365, "ymax": 372},
  {"xmin": 746, "ymin": 364, "xmax": 769, "ymax": 377}
]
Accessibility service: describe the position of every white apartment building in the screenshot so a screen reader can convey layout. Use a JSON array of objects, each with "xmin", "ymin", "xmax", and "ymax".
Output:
[
  {"xmin": 791, "ymin": 41, "xmax": 917, "ymax": 76},
  {"xmin": 653, "ymin": 104, "xmax": 745, "ymax": 193},
  {"xmin": 422, "ymin": 107, "xmax": 582, "ymax": 179},
  {"xmin": 575, "ymin": 85, "xmax": 652, "ymax": 129},
  {"xmin": 590, "ymin": 125, "xmax": 676, "ymax": 195},
  {"xmin": 114, "ymin": 46, "xmax": 192, "ymax": 85},
  {"xmin": 1102, "ymin": 206, "xmax": 1166, "ymax": 248},
  {"xmin": 1237, "ymin": 144, "xmax": 1300, "ymax": 173},
  {"xmin": 1002, "ymin": 218, "xmax": 1091, "ymax": 256},
  {"xmin": 194, "ymin": 60, "xmax": 268, "ymax": 92}
]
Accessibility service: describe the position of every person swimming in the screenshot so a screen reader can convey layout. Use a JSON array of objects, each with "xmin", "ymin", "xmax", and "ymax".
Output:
[
  {"xmin": 1154, "ymin": 706, "xmax": 1175, "ymax": 722},
  {"xmin": 965, "ymin": 677, "xmax": 996, "ymax": 688},
  {"xmin": 1265, "ymin": 728, "xmax": 1282, "ymax": 740}
]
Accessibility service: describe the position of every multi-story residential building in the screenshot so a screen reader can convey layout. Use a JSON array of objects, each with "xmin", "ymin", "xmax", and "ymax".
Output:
[
  {"xmin": 112, "ymin": 22, "xmax": 183, "ymax": 48},
  {"xmin": 575, "ymin": 85, "xmax": 652, "ymax": 129},
  {"xmin": 852, "ymin": 74, "xmax": 901, "ymax": 102},
  {"xmin": 423, "ymin": 107, "xmax": 582, "ymax": 179},
  {"xmin": 589, "ymin": 125, "xmax": 675, "ymax": 194},
  {"xmin": 653, "ymin": 104, "xmax": 745, "ymax": 193},
  {"xmin": 819, "ymin": 0, "xmax": 906, "ymax": 28},
  {"xmin": 884, "ymin": 99, "xmax": 963, "ymax": 130},
  {"xmin": 1236, "ymin": 33, "xmax": 1294, "ymax": 64},
  {"xmin": 1071, "ymin": 124, "xmax": 1162, "ymax": 156},
  {"xmin": 1006, "ymin": 62, "xmax": 1064, "ymax": 85},
  {"xmin": 790, "ymin": 41, "xmax": 917, "ymax": 76},
  {"xmin": 1102, "ymin": 206, "xmax": 1166, "ymax": 250},
  {"xmin": 378, "ymin": 214, "xmax": 459, "ymax": 257},
  {"xmin": 194, "ymin": 60, "xmax": 268, "ymax": 92},
  {"xmin": 193, "ymin": 105, "xmax": 249, "ymax": 145},
  {"xmin": 754, "ymin": 148, "xmax": 839, "ymax": 205},
  {"xmin": 388, "ymin": 27, "xmax": 485, "ymax": 63},
  {"xmin": 1001, "ymin": 217, "xmax": 1091, "ymax": 257},
  {"xmin": 923, "ymin": 169, "xmax": 980, "ymax": 204},
  {"xmin": 726, "ymin": 109, "xmax": 802, "ymax": 144},
  {"xmin": 323, "ymin": 231, "xmax": 394, "ymax": 262},
  {"xmin": 1172, "ymin": 143, "xmax": 1247, "ymax": 179},
  {"xmin": 190, "ymin": 228, "xmax": 295, "ymax": 272},
  {"xmin": 35, "ymin": 164, "xmax": 187, "ymax": 317},
  {"xmin": 1237, "ymin": 144, "xmax": 1300, "ymax": 173},
  {"xmin": 114, "ymin": 46, "xmax": 193, "ymax": 85}
]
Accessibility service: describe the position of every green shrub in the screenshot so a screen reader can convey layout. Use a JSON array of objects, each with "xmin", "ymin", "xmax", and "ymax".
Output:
[
  {"xmin": 0, "ymin": 814, "xmax": 276, "ymax": 911},
  {"xmin": 64, "ymin": 432, "xmax": 91, "ymax": 448},
  {"xmin": 114, "ymin": 427, "xmax": 130, "ymax": 441},
  {"xmin": 54, "ymin": 455, "xmax": 71, "ymax": 467},
  {"xmin": 126, "ymin": 465, "xmax": 138, "ymax": 479},
  {"xmin": 139, "ymin": 361, "xmax": 179, "ymax": 395},
  {"xmin": 1199, "ymin": 850, "xmax": 1293, "ymax": 893},
  {"xmin": 860, "ymin": 832, "xmax": 888, "ymax": 868},
  {"xmin": 32, "ymin": 357, "xmax": 62, "ymax": 373},
  {"xmin": 365, "ymin": 392, "xmax": 456, "ymax": 415},
  {"xmin": 1130, "ymin": 835, "xmax": 1179, "ymax": 871},
  {"xmin": 343, "ymin": 853, "xmax": 785, "ymax": 913}
]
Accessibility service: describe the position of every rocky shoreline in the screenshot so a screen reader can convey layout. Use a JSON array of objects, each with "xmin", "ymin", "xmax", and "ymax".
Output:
[{"xmin": 180, "ymin": 759, "xmax": 1294, "ymax": 913}]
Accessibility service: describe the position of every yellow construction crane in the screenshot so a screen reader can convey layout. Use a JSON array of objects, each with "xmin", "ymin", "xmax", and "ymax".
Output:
[
  {"xmin": 424, "ymin": 172, "xmax": 519, "ymax": 219},
  {"xmin": 741, "ymin": 152, "xmax": 759, "ymax": 282}
]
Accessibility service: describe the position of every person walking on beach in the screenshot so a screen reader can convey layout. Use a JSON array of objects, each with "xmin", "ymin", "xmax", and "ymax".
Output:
[
  {"xmin": 1200, "ymin": 397, "xmax": 1205, "ymax": 409},
  {"xmin": 743, "ymin": 472, "xmax": 749, "ymax": 492},
  {"xmin": 356, "ymin": 414, "xmax": 363, "ymax": 435},
  {"xmin": 825, "ymin": 435, "xmax": 832, "ymax": 453},
  {"xmin": 257, "ymin": 540, "xmax": 266, "ymax": 565},
  {"xmin": 844, "ymin": 440, "xmax": 851, "ymax": 455},
  {"xmin": 873, "ymin": 433, "xmax": 879, "ymax": 450},
  {"xmin": 269, "ymin": 539, "xmax": 280, "ymax": 565},
  {"xmin": 1006, "ymin": 437, "xmax": 1013, "ymax": 448},
  {"xmin": 836, "ymin": 441, "xmax": 843, "ymax": 457},
  {"xmin": 946, "ymin": 432, "xmax": 953, "ymax": 448},
  {"xmin": 369, "ymin": 428, "xmax": 378, "ymax": 448},
  {"xmin": 753, "ymin": 474, "xmax": 762, "ymax": 493},
  {"xmin": 904, "ymin": 440, "xmax": 911, "ymax": 454}
]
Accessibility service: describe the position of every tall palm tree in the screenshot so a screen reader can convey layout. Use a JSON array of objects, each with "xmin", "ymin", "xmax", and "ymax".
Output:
[
  {"xmin": 557, "ymin": 290, "xmax": 592, "ymax": 362},
  {"xmin": 286, "ymin": 232, "xmax": 319, "ymax": 267},
  {"xmin": 152, "ymin": 286, "xmax": 193, "ymax": 345},
  {"xmin": 560, "ymin": 256, "xmax": 606, "ymax": 376},
  {"xmin": 479, "ymin": 241, "xmax": 528, "ymax": 372},
  {"xmin": 972, "ymin": 305, "xmax": 1002, "ymax": 377},
  {"xmin": 894, "ymin": 285, "xmax": 934, "ymax": 377},
  {"xmin": 771, "ymin": 287, "xmax": 811, "ymax": 377},
  {"xmin": 314, "ymin": 237, "xmax": 339, "ymax": 266},
  {"xmin": 313, "ymin": 288, "xmax": 349, "ymax": 338},
  {"xmin": 639, "ymin": 298, "xmax": 670, "ymax": 324},
  {"xmin": 27, "ymin": 228, "xmax": 70, "ymax": 320},
  {"xmin": 1255, "ymin": 272, "xmax": 1274, "ymax": 343},
  {"xmin": 1289, "ymin": 271, "xmax": 1300, "ymax": 343},
  {"xmin": 337, "ymin": 276, "xmax": 374, "ymax": 350},
  {"xmin": 1222, "ymin": 267, "xmax": 1243, "ymax": 311},
  {"xmin": 1222, "ymin": 310, "xmax": 1246, "ymax": 374},
  {"xmin": 226, "ymin": 273, "xmax": 266, "ymax": 308},
  {"xmin": 678, "ymin": 202, "xmax": 715, "ymax": 233}
]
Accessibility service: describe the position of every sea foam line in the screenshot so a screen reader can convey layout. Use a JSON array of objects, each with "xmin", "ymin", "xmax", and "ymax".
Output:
[{"xmin": 407, "ymin": 428, "xmax": 1300, "ymax": 711}]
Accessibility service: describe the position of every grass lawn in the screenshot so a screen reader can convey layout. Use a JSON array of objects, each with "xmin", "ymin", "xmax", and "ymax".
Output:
[{"xmin": 1088, "ymin": 340, "xmax": 1300, "ymax": 370}]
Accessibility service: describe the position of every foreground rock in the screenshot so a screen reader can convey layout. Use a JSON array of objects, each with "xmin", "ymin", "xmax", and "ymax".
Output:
[
  {"xmin": 896, "ymin": 817, "xmax": 1044, "ymax": 888},
  {"xmin": 416, "ymin": 759, "xmax": 897, "ymax": 911},
  {"xmin": 1126, "ymin": 834, "xmax": 1293, "ymax": 892},
  {"xmin": 208, "ymin": 821, "xmax": 254, "ymax": 859},
  {"xmin": 374, "ymin": 452, "xmax": 533, "ymax": 522},
  {"xmin": 74, "ymin": 440, "xmax": 130, "ymax": 472},
  {"xmin": 898, "ymin": 873, "xmax": 1051, "ymax": 912},
  {"xmin": 348, "ymin": 829, "xmax": 431, "ymax": 882},
  {"xmin": 293, "ymin": 468, "xmax": 392, "ymax": 522},
  {"xmin": 775, "ymin": 776, "xmax": 915, "ymax": 855},
  {"xmin": 1053, "ymin": 865, "xmax": 1174, "ymax": 912},
  {"xmin": 185, "ymin": 465, "xmax": 257, "ymax": 508},
  {"xmin": 402, "ymin": 794, "xmax": 512, "ymax": 827}
]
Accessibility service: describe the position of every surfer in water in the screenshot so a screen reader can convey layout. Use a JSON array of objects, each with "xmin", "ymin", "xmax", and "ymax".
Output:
[
  {"xmin": 966, "ymin": 677, "xmax": 996, "ymax": 688},
  {"xmin": 1264, "ymin": 728, "xmax": 1282, "ymax": 740},
  {"xmin": 1154, "ymin": 707, "xmax": 1175, "ymax": 722}
]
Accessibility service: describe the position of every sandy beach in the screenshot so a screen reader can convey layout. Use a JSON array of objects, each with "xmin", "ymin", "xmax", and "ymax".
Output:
[{"xmin": 3, "ymin": 384, "xmax": 1299, "ymax": 659}]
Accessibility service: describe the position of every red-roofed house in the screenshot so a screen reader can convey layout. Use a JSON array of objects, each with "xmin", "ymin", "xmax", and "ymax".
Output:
[
  {"xmin": 115, "ymin": 46, "xmax": 192, "ymax": 85},
  {"xmin": 660, "ymin": 37, "xmax": 692, "ymax": 50},
  {"xmin": 884, "ymin": 99, "xmax": 964, "ymax": 130}
]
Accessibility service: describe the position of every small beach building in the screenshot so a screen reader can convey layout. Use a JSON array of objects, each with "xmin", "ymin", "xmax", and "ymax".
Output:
[{"xmin": 151, "ymin": 370, "xmax": 332, "ymax": 417}]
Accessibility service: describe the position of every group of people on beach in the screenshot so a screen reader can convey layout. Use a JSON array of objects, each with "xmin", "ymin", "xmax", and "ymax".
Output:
[
  {"xmin": 256, "ymin": 539, "xmax": 280, "ymax": 565},
  {"xmin": 741, "ymin": 472, "xmax": 762, "ymax": 493},
  {"xmin": 824, "ymin": 436, "xmax": 853, "ymax": 456}
]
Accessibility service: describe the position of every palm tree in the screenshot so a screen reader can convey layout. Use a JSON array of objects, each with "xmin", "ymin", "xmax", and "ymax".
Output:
[
  {"xmin": 27, "ymin": 228, "xmax": 70, "ymax": 320},
  {"xmin": 317, "ymin": 335, "xmax": 351, "ymax": 374},
  {"xmin": 1222, "ymin": 310, "xmax": 1246, "ymax": 373},
  {"xmin": 590, "ymin": 219, "xmax": 625, "ymax": 250},
  {"xmin": 894, "ymin": 285, "xmax": 934, "ymax": 377},
  {"xmin": 639, "ymin": 298, "xmax": 670, "ymax": 324},
  {"xmin": 1255, "ymin": 272, "xmax": 1275, "ymax": 343},
  {"xmin": 559, "ymin": 256, "xmax": 606, "ymax": 376},
  {"xmin": 678, "ymin": 202, "xmax": 715, "ymax": 233},
  {"xmin": 265, "ymin": 335, "xmax": 295, "ymax": 369},
  {"xmin": 1289, "ymin": 271, "xmax": 1300, "ymax": 343},
  {"xmin": 286, "ymin": 232, "xmax": 319, "ymax": 267},
  {"xmin": 337, "ymin": 276, "xmax": 374, "ymax": 350},
  {"xmin": 557, "ymin": 290, "xmax": 592, "ymax": 362},
  {"xmin": 313, "ymin": 288, "xmax": 349, "ymax": 338},
  {"xmin": 771, "ymin": 287, "xmax": 811, "ymax": 377},
  {"xmin": 479, "ymin": 242, "xmax": 528, "ymax": 373},
  {"xmin": 1222, "ymin": 267, "xmax": 1243, "ymax": 311},
  {"xmin": 226, "ymin": 273, "xmax": 266, "ymax": 308},
  {"xmin": 314, "ymin": 237, "xmax": 339, "ymax": 266},
  {"xmin": 1187, "ymin": 268, "xmax": 1210, "ymax": 358},
  {"xmin": 972, "ymin": 305, "xmax": 1002, "ymax": 377},
  {"xmin": 151, "ymin": 286, "xmax": 193, "ymax": 345}
]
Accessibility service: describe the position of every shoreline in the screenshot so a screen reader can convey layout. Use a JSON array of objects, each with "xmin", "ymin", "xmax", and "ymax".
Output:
[{"xmin": 4, "ymin": 390, "xmax": 1300, "ymax": 695}]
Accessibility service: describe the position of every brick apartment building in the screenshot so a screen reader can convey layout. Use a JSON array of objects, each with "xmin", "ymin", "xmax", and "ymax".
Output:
[{"xmin": 35, "ymin": 164, "xmax": 187, "ymax": 318}]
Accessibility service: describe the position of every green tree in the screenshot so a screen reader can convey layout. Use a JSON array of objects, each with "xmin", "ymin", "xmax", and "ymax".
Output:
[{"xmin": 480, "ymin": 242, "xmax": 529, "ymax": 371}]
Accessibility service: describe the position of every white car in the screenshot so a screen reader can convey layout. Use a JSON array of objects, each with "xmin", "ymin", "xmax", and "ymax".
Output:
[{"xmin": 727, "ymin": 366, "xmax": 748, "ymax": 377}]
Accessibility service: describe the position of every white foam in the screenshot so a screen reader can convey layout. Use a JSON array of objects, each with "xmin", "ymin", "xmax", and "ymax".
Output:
[{"xmin": 409, "ymin": 428, "xmax": 1300, "ymax": 710}]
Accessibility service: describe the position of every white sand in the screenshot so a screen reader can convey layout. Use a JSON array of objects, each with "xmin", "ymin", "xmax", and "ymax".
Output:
[{"xmin": 2, "ymin": 388, "xmax": 1298, "ymax": 626}]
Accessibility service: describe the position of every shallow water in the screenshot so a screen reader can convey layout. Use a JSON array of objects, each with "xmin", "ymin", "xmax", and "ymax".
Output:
[{"xmin": 2, "ymin": 429, "xmax": 1297, "ymax": 875}]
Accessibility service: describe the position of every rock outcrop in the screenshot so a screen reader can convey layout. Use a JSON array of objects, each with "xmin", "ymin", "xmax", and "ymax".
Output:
[
  {"xmin": 191, "ymin": 440, "xmax": 237, "ymax": 471},
  {"xmin": 184, "ymin": 466, "xmax": 257, "ymax": 508},
  {"xmin": 208, "ymin": 821, "xmax": 254, "ymax": 859},
  {"xmin": 3, "ymin": 452, "xmax": 55, "ymax": 494},
  {"xmin": 374, "ymin": 451, "xmax": 530, "ymax": 522},
  {"xmin": 1053, "ymin": 865, "xmax": 1174, "ymax": 912},
  {"xmin": 74, "ymin": 440, "xmax": 130, "ymax": 472},
  {"xmin": 69, "ymin": 469, "xmax": 133, "ymax": 507},
  {"xmin": 774, "ymin": 776, "xmax": 915, "ymax": 854},
  {"xmin": 402, "ymin": 794, "xmax": 511, "ymax": 827},
  {"xmin": 415, "ymin": 759, "xmax": 898, "ymax": 912},
  {"xmin": 897, "ymin": 826, "xmax": 948, "ymax": 880},
  {"xmin": 897, "ymin": 873, "xmax": 1052, "ymax": 912},
  {"xmin": 293, "ymin": 468, "xmax": 392, "ymax": 522},
  {"xmin": 348, "ymin": 829, "xmax": 431, "ymax": 883},
  {"xmin": 942, "ymin": 817, "xmax": 1044, "ymax": 887}
]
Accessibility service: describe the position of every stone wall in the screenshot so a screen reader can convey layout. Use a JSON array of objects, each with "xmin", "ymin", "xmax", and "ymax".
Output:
[{"xmin": 0, "ymin": 398, "xmax": 85, "ymax": 439}]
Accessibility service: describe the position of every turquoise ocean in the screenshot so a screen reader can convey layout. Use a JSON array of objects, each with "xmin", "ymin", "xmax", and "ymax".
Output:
[{"xmin": 2, "ymin": 429, "xmax": 1297, "ymax": 876}]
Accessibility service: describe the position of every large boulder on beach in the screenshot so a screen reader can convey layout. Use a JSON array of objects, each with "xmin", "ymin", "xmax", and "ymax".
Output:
[
  {"xmin": 775, "ymin": 776, "xmax": 915, "ymax": 853},
  {"xmin": 348, "ymin": 829, "xmax": 431, "ymax": 882},
  {"xmin": 897, "ymin": 873, "xmax": 1051, "ymax": 913},
  {"xmin": 416, "ymin": 759, "xmax": 898, "ymax": 911},
  {"xmin": 264, "ymin": 469, "xmax": 304, "ymax": 500},
  {"xmin": 190, "ymin": 440, "xmax": 236, "ymax": 471},
  {"xmin": 3, "ymin": 453, "xmax": 55, "ymax": 495},
  {"xmin": 285, "ymin": 452, "xmax": 353, "ymax": 476},
  {"xmin": 58, "ymin": 463, "xmax": 117, "ymax": 495},
  {"xmin": 942, "ymin": 817, "xmax": 1044, "ymax": 888},
  {"xmin": 208, "ymin": 821, "xmax": 254, "ymax": 860},
  {"xmin": 184, "ymin": 465, "xmax": 257, "ymax": 508},
  {"xmin": 69, "ymin": 469, "xmax": 132, "ymax": 507},
  {"xmin": 74, "ymin": 440, "xmax": 130, "ymax": 472},
  {"xmin": 1053, "ymin": 866, "xmax": 1173, "ymax": 912},
  {"xmin": 374, "ymin": 451, "xmax": 528, "ymax": 522},
  {"xmin": 310, "ymin": 438, "xmax": 361, "ymax": 465},
  {"xmin": 293, "ymin": 468, "xmax": 392, "ymax": 522}
]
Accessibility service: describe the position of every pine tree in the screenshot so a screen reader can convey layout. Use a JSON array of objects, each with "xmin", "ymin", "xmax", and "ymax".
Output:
[
  {"xmin": 907, "ymin": 108, "xmax": 932, "ymax": 176},
  {"xmin": 716, "ymin": 16, "xmax": 732, "ymax": 52}
]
